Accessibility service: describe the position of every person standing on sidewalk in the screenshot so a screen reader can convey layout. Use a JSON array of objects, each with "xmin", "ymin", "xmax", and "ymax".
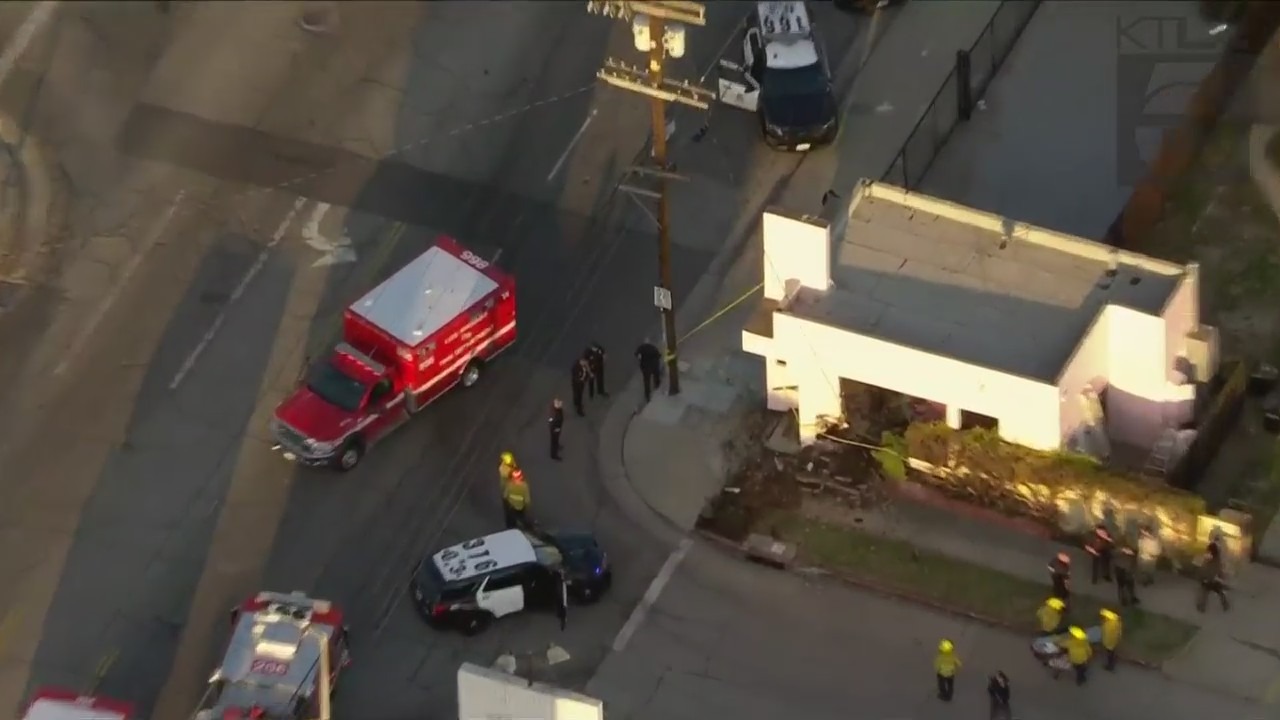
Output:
[
  {"xmin": 570, "ymin": 358, "xmax": 591, "ymax": 416},
  {"xmin": 1114, "ymin": 544, "xmax": 1140, "ymax": 606},
  {"xmin": 1100, "ymin": 609, "xmax": 1123, "ymax": 671},
  {"xmin": 548, "ymin": 399, "xmax": 564, "ymax": 460},
  {"xmin": 635, "ymin": 340, "xmax": 662, "ymax": 401},
  {"xmin": 934, "ymin": 639, "xmax": 960, "ymax": 701},
  {"xmin": 1065, "ymin": 626, "xmax": 1092, "ymax": 686},
  {"xmin": 585, "ymin": 342, "xmax": 608, "ymax": 398},
  {"xmin": 986, "ymin": 671, "xmax": 1011, "ymax": 720},
  {"xmin": 1196, "ymin": 541, "xmax": 1231, "ymax": 613},
  {"xmin": 1085, "ymin": 524, "xmax": 1114, "ymax": 584}
]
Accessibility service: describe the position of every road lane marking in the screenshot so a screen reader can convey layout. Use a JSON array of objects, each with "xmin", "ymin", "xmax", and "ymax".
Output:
[
  {"xmin": 0, "ymin": 1, "xmax": 59, "ymax": 90},
  {"xmin": 547, "ymin": 108, "xmax": 597, "ymax": 182},
  {"xmin": 54, "ymin": 191, "xmax": 186, "ymax": 376},
  {"xmin": 611, "ymin": 538, "xmax": 691, "ymax": 653},
  {"xmin": 169, "ymin": 196, "xmax": 308, "ymax": 390}
]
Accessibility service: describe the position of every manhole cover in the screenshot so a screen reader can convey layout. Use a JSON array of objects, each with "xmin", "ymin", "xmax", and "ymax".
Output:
[{"xmin": 0, "ymin": 279, "xmax": 22, "ymax": 310}]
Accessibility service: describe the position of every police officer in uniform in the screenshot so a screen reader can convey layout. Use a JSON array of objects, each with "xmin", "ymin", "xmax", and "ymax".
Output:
[
  {"xmin": 634, "ymin": 340, "xmax": 662, "ymax": 401},
  {"xmin": 570, "ymin": 358, "xmax": 591, "ymax": 416},
  {"xmin": 548, "ymin": 398, "xmax": 565, "ymax": 460},
  {"xmin": 987, "ymin": 671, "xmax": 1011, "ymax": 720},
  {"xmin": 502, "ymin": 468, "xmax": 531, "ymax": 529},
  {"xmin": 585, "ymin": 342, "xmax": 607, "ymax": 398},
  {"xmin": 1114, "ymin": 544, "xmax": 1139, "ymax": 606}
]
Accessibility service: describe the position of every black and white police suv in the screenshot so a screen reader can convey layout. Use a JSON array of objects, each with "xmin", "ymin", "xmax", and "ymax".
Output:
[
  {"xmin": 717, "ymin": 1, "xmax": 838, "ymax": 152},
  {"xmin": 410, "ymin": 528, "xmax": 612, "ymax": 635}
]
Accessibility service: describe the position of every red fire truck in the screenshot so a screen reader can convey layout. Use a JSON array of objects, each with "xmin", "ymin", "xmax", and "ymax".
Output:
[
  {"xmin": 20, "ymin": 688, "xmax": 134, "ymax": 720},
  {"xmin": 270, "ymin": 236, "xmax": 517, "ymax": 471},
  {"xmin": 192, "ymin": 591, "xmax": 351, "ymax": 720}
]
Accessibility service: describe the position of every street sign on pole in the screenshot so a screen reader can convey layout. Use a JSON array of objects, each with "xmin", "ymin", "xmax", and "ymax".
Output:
[{"xmin": 653, "ymin": 285, "xmax": 672, "ymax": 310}]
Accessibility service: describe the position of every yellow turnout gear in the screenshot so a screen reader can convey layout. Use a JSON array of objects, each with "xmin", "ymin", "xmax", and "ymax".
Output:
[{"xmin": 1101, "ymin": 610, "xmax": 1122, "ymax": 651}]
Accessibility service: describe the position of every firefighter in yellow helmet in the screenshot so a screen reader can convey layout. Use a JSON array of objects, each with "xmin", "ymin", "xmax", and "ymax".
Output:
[
  {"xmin": 1100, "ymin": 609, "xmax": 1123, "ymax": 671},
  {"xmin": 1037, "ymin": 597, "xmax": 1067, "ymax": 635},
  {"xmin": 499, "ymin": 452, "xmax": 518, "ymax": 483},
  {"xmin": 502, "ymin": 468, "xmax": 531, "ymax": 529},
  {"xmin": 1065, "ymin": 626, "xmax": 1092, "ymax": 686},
  {"xmin": 934, "ymin": 639, "xmax": 960, "ymax": 701}
]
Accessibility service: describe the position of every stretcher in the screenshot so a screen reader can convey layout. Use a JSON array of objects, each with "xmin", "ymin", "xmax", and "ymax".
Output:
[{"xmin": 1030, "ymin": 625, "xmax": 1102, "ymax": 676}]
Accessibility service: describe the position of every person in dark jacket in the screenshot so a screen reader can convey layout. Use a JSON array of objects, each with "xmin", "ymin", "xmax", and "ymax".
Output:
[
  {"xmin": 585, "ymin": 342, "xmax": 607, "ymax": 398},
  {"xmin": 1085, "ymin": 523, "xmax": 1114, "ymax": 583},
  {"xmin": 1114, "ymin": 544, "xmax": 1140, "ymax": 606},
  {"xmin": 987, "ymin": 671, "xmax": 1011, "ymax": 720},
  {"xmin": 635, "ymin": 340, "xmax": 662, "ymax": 401},
  {"xmin": 570, "ymin": 358, "xmax": 591, "ymax": 416},
  {"xmin": 1049, "ymin": 552, "xmax": 1071, "ymax": 603},
  {"xmin": 548, "ymin": 398, "xmax": 564, "ymax": 460},
  {"xmin": 1196, "ymin": 541, "xmax": 1231, "ymax": 612}
]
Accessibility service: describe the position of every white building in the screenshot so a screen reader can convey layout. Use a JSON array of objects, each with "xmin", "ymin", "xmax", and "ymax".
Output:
[{"xmin": 743, "ymin": 180, "xmax": 1217, "ymax": 457}]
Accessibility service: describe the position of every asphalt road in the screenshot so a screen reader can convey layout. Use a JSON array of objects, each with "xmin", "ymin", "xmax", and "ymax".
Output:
[
  {"xmin": 587, "ymin": 541, "xmax": 1267, "ymax": 720},
  {"xmin": 0, "ymin": 2, "xmax": 873, "ymax": 719}
]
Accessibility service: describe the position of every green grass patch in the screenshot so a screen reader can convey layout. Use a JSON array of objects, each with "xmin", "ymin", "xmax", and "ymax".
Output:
[{"xmin": 770, "ymin": 513, "xmax": 1199, "ymax": 665}]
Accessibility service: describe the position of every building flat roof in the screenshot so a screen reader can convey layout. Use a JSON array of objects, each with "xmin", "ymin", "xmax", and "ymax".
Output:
[{"xmin": 786, "ymin": 182, "xmax": 1186, "ymax": 382}]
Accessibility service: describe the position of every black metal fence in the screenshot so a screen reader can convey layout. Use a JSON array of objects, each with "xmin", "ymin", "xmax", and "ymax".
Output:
[{"xmin": 882, "ymin": 0, "xmax": 1044, "ymax": 190}]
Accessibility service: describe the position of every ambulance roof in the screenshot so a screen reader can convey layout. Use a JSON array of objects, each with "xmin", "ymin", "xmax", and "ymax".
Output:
[
  {"xmin": 349, "ymin": 236, "xmax": 502, "ymax": 347},
  {"xmin": 431, "ymin": 529, "xmax": 537, "ymax": 582},
  {"xmin": 207, "ymin": 593, "xmax": 338, "ymax": 717},
  {"xmin": 24, "ymin": 692, "xmax": 130, "ymax": 720}
]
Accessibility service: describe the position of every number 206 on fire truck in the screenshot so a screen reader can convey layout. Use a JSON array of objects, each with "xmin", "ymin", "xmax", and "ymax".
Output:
[{"xmin": 269, "ymin": 236, "xmax": 516, "ymax": 472}]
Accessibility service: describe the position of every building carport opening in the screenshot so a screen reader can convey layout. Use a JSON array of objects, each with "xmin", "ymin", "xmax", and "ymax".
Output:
[{"xmin": 839, "ymin": 378, "xmax": 950, "ymax": 437}]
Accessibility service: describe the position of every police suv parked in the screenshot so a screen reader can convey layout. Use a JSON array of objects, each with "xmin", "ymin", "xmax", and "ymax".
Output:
[
  {"xmin": 717, "ymin": 1, "xmax": 838, "ymax": 151},
  {"xmin": 411, "ymin": 528, "xmax": 612, "ymax": 635}
]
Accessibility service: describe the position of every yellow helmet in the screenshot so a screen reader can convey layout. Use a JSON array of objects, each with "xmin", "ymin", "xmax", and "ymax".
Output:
[
  {"xmin": 500, "ymin": 451, "xmax": 515, "ymax": 466},
  {"xmin": 1069, "ymin": 626, "xmax": 1087, "ymax": 640},
  {"xmin": 1047, "ymin": 598, "xmax": 1065, "ymax": 610},
  {"xmin": 1100, "ymin": 608, "xmax": 1118, "ymax": 620},
  {"xmin": 938, "ymin": 639, "xmax": 953, "ymax": 653}
]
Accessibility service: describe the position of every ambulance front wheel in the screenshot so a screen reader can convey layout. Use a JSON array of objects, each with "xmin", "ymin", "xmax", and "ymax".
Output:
[
  {"xmin": 335, "ymin": 439, "xmax": 364, "ymax": 472},
  {"xmin": 461, "ymin": 360, "xmax": 483, "ymax": 388}
]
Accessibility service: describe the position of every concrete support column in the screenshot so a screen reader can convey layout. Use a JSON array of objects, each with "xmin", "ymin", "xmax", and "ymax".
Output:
[
  {"xmin": 945, "ymin": 404, "xmax": 962, "ymax": 430},
  {"xmin": 796, "ymin": 366, "xmax": 841, "ymax": 446},
  {"xmin": 764, "ymin": 358, "xmax": 796, "ymax": 412}
]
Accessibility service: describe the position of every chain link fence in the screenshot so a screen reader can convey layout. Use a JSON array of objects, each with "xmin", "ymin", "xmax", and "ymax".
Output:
[{"xmin": 883, "ymin": 0, "xmax": 1044, "ymax": 190}]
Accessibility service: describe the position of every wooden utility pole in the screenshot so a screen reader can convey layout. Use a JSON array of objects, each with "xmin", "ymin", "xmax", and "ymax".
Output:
[{"xmin": 587, "ymin": 1, "xmax": 713, "ymax": 396}]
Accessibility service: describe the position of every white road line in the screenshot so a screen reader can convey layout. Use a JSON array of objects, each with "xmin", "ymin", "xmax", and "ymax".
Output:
[
  {"xmin": 54, "ymin": 191, "xmax": 186, "ymax": 375},
  {"xmin": 611, "ymin": 538, "xmax": 691, "ymax": 653},
  {"xmin": 546, "ymin": 108, "xmax": 597, "ymax": 182},
  {"xmin": 0, "ymin": 1, "xmax": 59, "ymax": 90},
  {"xmin": 168, "ymin": 196, "xmax": 308, "ymax": 390}
]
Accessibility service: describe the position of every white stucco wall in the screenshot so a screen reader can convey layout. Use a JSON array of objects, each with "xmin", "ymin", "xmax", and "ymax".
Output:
[{"xmin": 1056, "ymin": 306, "xmax": 1112, "ymax": 451}]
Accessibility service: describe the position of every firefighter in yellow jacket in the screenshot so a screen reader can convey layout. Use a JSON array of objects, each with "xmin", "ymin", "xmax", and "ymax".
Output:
[
  {"xmin": 1065, "ymin": 626, "xmax": 1092, "ymax": 686},
  {"xmin": 934, "ymin": 639, "xmax": 961, "ymax": 701},
  {"xmin": 502, "ymin": 468, "xmax": 531, "ymax": 529},
  {"xmin": 1037, "ymin": 597, "xmax": 1067, "ymax": 635},
  {"xmin": 498, "ymin": 451, "xmax": 518, "ymax": 483},
  {"xmin": 1100, "ymin": 609, "xmax": 1122, "ymax": 671}
]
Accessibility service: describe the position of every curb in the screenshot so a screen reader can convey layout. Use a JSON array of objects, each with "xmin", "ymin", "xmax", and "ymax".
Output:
[{"xmin": 693, "ymin": 528, "xmax": 1166, "ymax": 672}]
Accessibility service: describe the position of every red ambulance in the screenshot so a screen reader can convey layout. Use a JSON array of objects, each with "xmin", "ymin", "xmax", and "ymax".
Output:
[{"xmin": 270, "ymin": 236, "xmax": 516, "ymax": 471}]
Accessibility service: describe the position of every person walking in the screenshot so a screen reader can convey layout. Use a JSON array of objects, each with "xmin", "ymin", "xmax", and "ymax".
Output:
[
  {"xmin": 635, "ymin": 340, "xmax": 662, "ymax": 401},
  {"xmin": 1037, "ymin": 597, "xmax": 1067, "ymax": 635},
  {"xmin": 986, "ymin": 671, "xmax": 1011, "ymax": 720},
  {"xmin": 570, "ymin": 358, "xmax": 591, "ymax": 417},
  {"xmin": 1100, "ymin": 608, "xmax": 1123, "ymax": 671},
  {"xmin": 934, "ymin": 639, "xmax": 960, "ymax": 701},
  {"xmin": 585, "ymin": 342, "xmax": 608, "ymax": 398},
  {"xmin": 1049, "ymin": 552, "xmax": 1071, "ymax": 603},
  {"xmin": 1065, "ymin": 626, "xmax": 1092, "ymax": 685},
  {"xmin": 1196, "ymin": 541, "xmax": 1231, "ymax": 613},
  {"xmin": 548, "ymin": 398, "xmax": 565, "ymax": 460},
  {"xmin": 502, "ymin": 468, "xmax": 531, "ymax": 529},
  {"xmin": 1085, "ymin": 523, "xmax": 1114, "ymax": 584},
  {"xmin": 1114, "ymin": 544, "xmax": 1140, "ymax": 606}
]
